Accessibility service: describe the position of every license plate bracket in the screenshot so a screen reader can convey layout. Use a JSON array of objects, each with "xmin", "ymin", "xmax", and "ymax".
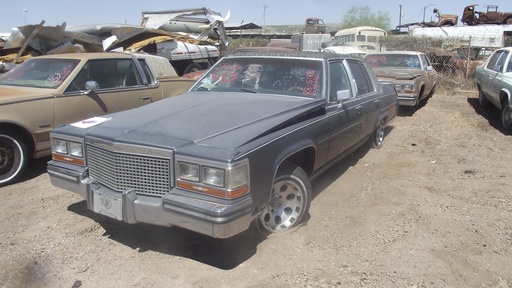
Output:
[{"xmin": 93, "ymin": 191, "xmax": 122, "ymax": 220}]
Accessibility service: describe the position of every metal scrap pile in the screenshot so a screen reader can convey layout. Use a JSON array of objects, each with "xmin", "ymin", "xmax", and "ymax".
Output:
[{"xmin": 0, "ymin": 7, "xmax": 228, "ymax": 72}]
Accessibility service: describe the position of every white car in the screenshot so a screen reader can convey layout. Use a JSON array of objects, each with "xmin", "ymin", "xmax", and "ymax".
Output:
[{"xmin": 474, "ymin": 47, "xmax": 512, "ymax": 129}]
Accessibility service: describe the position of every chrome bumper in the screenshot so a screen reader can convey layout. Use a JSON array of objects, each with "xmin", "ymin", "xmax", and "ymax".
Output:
[
  {"xmin": 47, "ymin": 160, "xmax": 254, "ymax": 238},
  {"xmin": 397, "ymin": 94, "xmax": 418, "ymax": 106}
]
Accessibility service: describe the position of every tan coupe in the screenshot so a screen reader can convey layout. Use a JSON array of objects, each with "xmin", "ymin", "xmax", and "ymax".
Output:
[{"xmin": 0, "ymin": 52, "xmax": 195, "ymax": 186}]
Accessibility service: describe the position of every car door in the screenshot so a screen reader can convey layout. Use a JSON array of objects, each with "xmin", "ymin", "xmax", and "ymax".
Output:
[
  {"xmin": 480, "ymin": 50, "xmax": 508, "ymax": 107},
  {"xmin": 420, "ymin": 54, "xmax": 436, "ymax": 94},
  {"xmin": 346, "ymin": 59, "xmax": 381, "ymax": 139},
  {"xmin": 325, "ymin": 61, "xmax": 362, "ymax": 162},
  {"xmin": 487, "ymin": 50, "xmax": 511, "ymax": 103},
  {"xmin": 53, "ymin": 58, "xmax": 159, "ymax": 126}
]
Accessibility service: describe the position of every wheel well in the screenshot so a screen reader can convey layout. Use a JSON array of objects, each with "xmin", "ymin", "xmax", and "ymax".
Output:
[
  {"xmin": 419, "ymin": 84, "xmax": 425, "ymax": 96},
  {"xmin": 499, "ymin": 90, "xmax": 510, "ymax": 106},
  {"xmin": 280, "ymin": 147, "xmax": 316, "ymax": 176},
  {"xmin": 0, "ymin": 123, "xmax": 35, "ymax": 159}
]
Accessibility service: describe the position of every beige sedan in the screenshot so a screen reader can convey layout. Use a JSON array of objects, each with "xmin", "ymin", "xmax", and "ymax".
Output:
[
  {"xmin": 0, "ymin": 52, "xmax": 195, "ymax": 186},
  {"xmin": 365, "ymin": 51, "xmax": 438, "ymax": 107}
]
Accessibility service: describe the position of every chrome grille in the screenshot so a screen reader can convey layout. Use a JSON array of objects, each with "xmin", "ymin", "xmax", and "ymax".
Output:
[{"xmin": 87, "ymin": 144, "xmax": 171, "ymax": 196}]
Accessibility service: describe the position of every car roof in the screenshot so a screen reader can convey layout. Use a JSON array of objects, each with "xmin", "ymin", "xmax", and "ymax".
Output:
[
  {"xmin": 29, "ymin": 52, "xmax": 147, "ymax": 60},
  {"xmin": 365, "ymin": 51, "xmax": 424, "ymax": 56},
  {"xmin": 227, "ymin": 50, "xmax": 356, "ymax": 61},
  {"xmin": 496, "ymin": 47, "xmax": 512, "ymax": 52}
]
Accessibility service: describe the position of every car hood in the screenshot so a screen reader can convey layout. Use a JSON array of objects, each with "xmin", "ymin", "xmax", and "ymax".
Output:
[
  {"xmin": 0, "ymin": 85, "xmax": 55, "ymax": 102},
  {"xmin": 372, "ymin": 68, "xmax": 424, "ymax": 81},
  {"xmin": 84, "ymin": 92, "xmax": 326, "ymax": 151}
]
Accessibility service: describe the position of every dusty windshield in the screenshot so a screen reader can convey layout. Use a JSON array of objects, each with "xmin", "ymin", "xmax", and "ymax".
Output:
[
  {"xmin": 0, "ymin": 58, "xmax": 80, "ymax": 89},
  {"xmin": 191, "ymin": 57, "xmax": 324, "ymax": 98},
  {"xmin": 365, "ymin": 54, "xmax": 421, "ymax": 69}
]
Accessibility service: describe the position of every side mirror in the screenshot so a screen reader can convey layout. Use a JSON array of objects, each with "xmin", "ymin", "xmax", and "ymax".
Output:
[
  {"xmin": 336, "ymin": 90, "xmax": 351, "ymax": 101},
  {"xmin": 426, "ymin": 66, "xmax": 433, "ymax": 71},
  {"xmin": 84, "ymin": 80, "xmax": 100, "ymax": 95}
]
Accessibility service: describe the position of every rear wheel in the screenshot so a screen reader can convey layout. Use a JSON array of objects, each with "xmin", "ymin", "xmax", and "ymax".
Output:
[
  {"xmin": 0, "ymin": 130, "xmax": 28, "ymax": 186},
  {"xmin": 371, "ymin": 119, "xmax": 385, "ymax": 149},
  {"xmin": 183, "ymin": 63, "xmax": 203, "ymax": 75},
  {"xmin": 257, "ymin": 163, "xmax": 311, "ymax": 234},
  {"xmin": 500, "ymin": 100, "xmax": 512, "ymax": 130}
]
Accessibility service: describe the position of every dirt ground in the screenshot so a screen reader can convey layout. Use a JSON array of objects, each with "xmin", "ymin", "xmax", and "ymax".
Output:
[{"xmin": 1, "ymin": 91, "xmax": 511, "ymax": 288}]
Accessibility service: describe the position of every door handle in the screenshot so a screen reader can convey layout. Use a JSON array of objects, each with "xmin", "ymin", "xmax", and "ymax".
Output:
[
  {"xmin": 355, "ymin": 106, "xmax": 363, "ymax": 115},
  {"xmin": 374, "ymin": 99, "xmax": 380, "ymax": 108},
  {"xmin": 139, "ymin": 95, "xmax": 151, "ymax": 100}
]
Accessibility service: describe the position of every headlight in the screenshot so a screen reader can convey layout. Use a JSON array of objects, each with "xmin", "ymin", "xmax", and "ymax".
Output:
[
  {"xmin": 394, "ymin": 83, "xmax": 415, "ymax": 93},
  {"xmin": 69, "ymin": 141, "xmax": 83, "ymax": 157},
  {"xmin": 51, "ymin": 135, "xmax": 85, "ymax": 166},
  {"xmin": 176, "ymin": 159, "xmax": 249, "ymax": 199},
  {"xmin": 202, "ymin": 166, "xmax": 225, "ymax": 187},
  {"xmin": 402, "ymin": 84, "xmax": 415, "ymax": 91},
  {"xmin": 53, "ymin": 138, "xmax": 68, "ymax": 154},
  {"xmin": 179, "ymin": 162, "xmax": 200, "ymax": 182}
]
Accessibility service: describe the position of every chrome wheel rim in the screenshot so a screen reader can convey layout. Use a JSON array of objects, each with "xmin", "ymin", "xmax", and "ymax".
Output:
[
  {"xmin": 0, "ymin": 135, "xmax": 22, "ymax": 182},
  {"xmin": 501, "ymin": 105, "xmax": 512, "ymax": 128},
  {"xmin": 260, "ymin": 176, "xmax": 306, "ymax": 232},
  {"xmin": 375, "ymin": 121, "xmax": 384, "ymax": 145}
]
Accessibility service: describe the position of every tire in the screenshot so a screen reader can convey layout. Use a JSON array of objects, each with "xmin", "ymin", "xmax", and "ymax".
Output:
[
  {"xmin": 478, "ymin": 87, "xmax": 490, "ymax": 108},
  {"xmin": 0, "ymin": 130, "xmax": 28, "ymax": 186},
  {"xmin": 257, "ymin": 163, "xmax": 311, "ymax": 234},
  {"xmin": 500, "ymin": 100, "xmax": 512, "ymax": 130},
  {"xmin": 183, "ymin": 63, "xmax": 203, "ymax": 75},
  {"xmin": 371, "ymin": 118, "xmax": 385, "ymax": 149}
]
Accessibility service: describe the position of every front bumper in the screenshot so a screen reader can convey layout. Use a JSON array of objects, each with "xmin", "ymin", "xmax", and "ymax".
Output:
[
  {"xmin": 397, "ymin": 93, "xmax": 419, "ymax": 106},
  {"xmin": 47, "ymin": 160, "xmax": 254, "ymax": 238}
]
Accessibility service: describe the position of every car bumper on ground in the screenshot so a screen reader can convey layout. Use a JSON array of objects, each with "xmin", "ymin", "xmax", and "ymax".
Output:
[{"xmin": 47, "ymin": 160, "xmax": 254, "ymax": 238}]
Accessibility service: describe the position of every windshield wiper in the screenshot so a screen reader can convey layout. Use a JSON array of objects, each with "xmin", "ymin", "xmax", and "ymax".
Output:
[
  {"xmin": 196, "ymin": 86, "xmax": 216, "ymax": 92},
  {"xmin": 240, "ymin": 88, "xmax": 258, "ymax": 93}
]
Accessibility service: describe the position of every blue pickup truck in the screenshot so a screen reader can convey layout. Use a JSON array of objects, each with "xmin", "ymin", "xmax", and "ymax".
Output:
[{"xmin": 47, "ymin": 51, "xmax": 398, "ymax": 238}]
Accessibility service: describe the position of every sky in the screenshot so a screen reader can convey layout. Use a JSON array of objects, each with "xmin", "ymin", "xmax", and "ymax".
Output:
[{"xmin": 1, "ymin": 0, "xmax": 511, "ymax": 34}]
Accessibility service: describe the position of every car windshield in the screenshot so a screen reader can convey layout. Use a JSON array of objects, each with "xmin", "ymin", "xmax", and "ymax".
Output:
[
  {"xmin": 365, "ymin": 54, "xmax": 421, "ymax": 69},
  {"xmin": 190, "ymin": 57, "xmax": 324, "ymax": 98},
  {"xmin": 0, "ymin": 58, "xmax": 80, "ymax": 89}
]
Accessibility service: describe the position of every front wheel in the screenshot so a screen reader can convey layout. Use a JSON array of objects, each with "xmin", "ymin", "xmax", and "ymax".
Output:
[
  {"xmin": 500, "ymin": 101, "xmax": 512, "ymax": 130},
  {"xmin": 0, "ymin": 130, "xmax": 28, "ymax": 186},
  {"xmin": 257, "ymin": 163, "xmax": 311, "ymax": 234}
]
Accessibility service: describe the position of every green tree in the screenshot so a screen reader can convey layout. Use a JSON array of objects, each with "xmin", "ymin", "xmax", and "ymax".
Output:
[{"xmin": 340, "ymin": 5, "xmax": 391, "ymax": 30}]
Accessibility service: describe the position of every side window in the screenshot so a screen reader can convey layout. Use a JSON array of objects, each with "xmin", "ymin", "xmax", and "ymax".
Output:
[
  {"xmin": 506, "ymin": 55, "xmax": 512, "ymax": 73},
  {"xmin": 67, "ymin": 59, "xmax": 141, "ymax": 91},
  {"xmin": 421, "ymin": 55, "xmax": 431, "ymax": 68},
  {"xmin": 66, "ymin": 63, "xmax": 90, "ymax": 92},
  {"xmin": 328, "ymin": 62, "xmax": 351, "ymax": 101},
  {"xmin": 495, "ymin": 51, "xmax": 509, "ymax": 73},
  {"xmin": 347, "ymin": 60, "xmax": 374, "ymax": 96},
  {"xmin": 486, "ymin": 51, "xmax": 504, "ymax": 71},
  {"xmin": 138, "ymin": 59, "xmax": 155, "ymax": 84}
]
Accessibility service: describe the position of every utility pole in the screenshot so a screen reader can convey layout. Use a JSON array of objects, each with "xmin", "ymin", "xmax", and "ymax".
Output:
[
  {"xmin": 263, "ymin": 4, "xmax": 268, "ymax": 28},
  {"xmin": 21, "ymin": 8, "xmax": 28, "ymax": 25},
  {"xmin": 423, "ymin": 3, "xmax": 435, "ymax": 22},
  {"xmin": 398, "ymin": 5, "xmax": 403, "ymax": 28}
]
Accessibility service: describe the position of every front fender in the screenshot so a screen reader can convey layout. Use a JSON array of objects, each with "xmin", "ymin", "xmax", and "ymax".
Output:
[{"xmin": 273, "ymin": 139, "xmax": 316, "ymax": 177}]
